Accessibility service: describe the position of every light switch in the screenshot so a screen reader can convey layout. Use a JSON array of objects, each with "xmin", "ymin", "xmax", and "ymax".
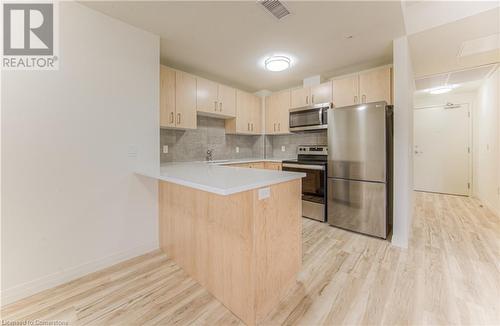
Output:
[
  {"xmin": 128, "ymin": 145, "xmax": 137, "ymax": 157},
  {"xmin": 281, "ymin": 146, "xmax": 286, "ymax": 152},
  {"xmin": 236, "ymin": 146, "xmax": 239, "ymax": 153},
  {"xmin": 258, "ymin": 187, "xmax": 270, "ymax": 200},
  {"xmin": 162, "ymin": 145, "xmax": 169, "ymax": 154}
]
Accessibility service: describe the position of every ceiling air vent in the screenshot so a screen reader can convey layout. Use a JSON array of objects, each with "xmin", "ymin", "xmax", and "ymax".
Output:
[{"xmin": 259, "ymin": 0, "xmax": 291, "ymax": 20}]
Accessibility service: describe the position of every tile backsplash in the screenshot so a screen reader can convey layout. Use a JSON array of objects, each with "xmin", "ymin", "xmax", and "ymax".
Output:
[
  {"xmin": 160, "ymin": 116, "xmax": 327, "ymax": 163},
  {"xmin": 265, "ymin": 130, "xmax": 327, "ymax": 159},
  {"xmin": 160, "ymin": 116, "xmax": 264, "ymax": 162}
]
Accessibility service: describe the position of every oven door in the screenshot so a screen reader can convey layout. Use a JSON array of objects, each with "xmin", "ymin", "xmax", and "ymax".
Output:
[
  {"xmin": 282, "ymin": 163, "xmax": 326, "ymax": 221},
  {"xmin": 289, "ymin": 107, "xmax": 327, "ymax": 132}
]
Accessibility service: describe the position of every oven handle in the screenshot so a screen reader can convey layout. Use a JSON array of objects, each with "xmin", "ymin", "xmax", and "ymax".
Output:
[{"xmin": 282, "ymin": 163, "xmax": 325, "ymax": 171}]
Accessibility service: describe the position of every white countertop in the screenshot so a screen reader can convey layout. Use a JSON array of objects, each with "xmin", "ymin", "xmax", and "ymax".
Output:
[{"xmin": 137, "ymin": 159, "xmax": 304, "ymax": 196}]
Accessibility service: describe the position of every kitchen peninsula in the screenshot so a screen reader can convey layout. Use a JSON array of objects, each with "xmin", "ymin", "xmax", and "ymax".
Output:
[{"xmin": 155, "ymin": 162, "xmax": 304, "ymax": 325}]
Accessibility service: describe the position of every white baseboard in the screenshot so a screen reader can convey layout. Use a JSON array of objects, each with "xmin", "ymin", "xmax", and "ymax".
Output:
[{"xmin": 1, "ymin": 241, "xmax": 159, "ymax": 306}]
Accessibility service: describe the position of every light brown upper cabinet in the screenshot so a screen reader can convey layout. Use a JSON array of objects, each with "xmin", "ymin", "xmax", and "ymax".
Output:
[
  {"xmin": 359, "ymin": 67, "xmax": 392, "ymax": 104},
  {"xmin": 290, "ymin": 81, "xmax": 333, "ymax": 109},
  {"xmin": 175, "ymin": 71, "xmax": 197, "ymax": 129},
  {"xmin": 196, "ymin": 77, "xmax": 236, "ymax": 118},
  {"xmin": 290, "ymin": 87, "xmax": 310, "ymax": 109},
  {"xmin": 311, "ymin": 81, "xmax": 333, "ymax": 104},
  {"xmin": 331, "ymin": 75, "xmax": 359, "ymax": 108},
  {"xmin": 159, "ymin": 66, "xmax": 197, "ymax": 129},
  {"xmin": 217, "ymin": 84, "xmax": 237, "ymax": 117},
  {"xmin": 160, "ymin": 66, "xmax": 176, "ymax": 128},
  {"xmin": 225, "ymin": 90, "xmax": 261, "ymax": 134},
  {"xmin": 331, "ymin": 66, "xmax": 392, "ymax": 108},
  {"xmin": 266, "ymin": 89, "xmax": 291, "ymax": 135}
]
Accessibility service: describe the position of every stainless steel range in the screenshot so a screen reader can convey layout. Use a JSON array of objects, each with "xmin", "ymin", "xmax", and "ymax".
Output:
[{"xmin": 282, "ymin": 145, "xmax": 328, "ymax": 222}]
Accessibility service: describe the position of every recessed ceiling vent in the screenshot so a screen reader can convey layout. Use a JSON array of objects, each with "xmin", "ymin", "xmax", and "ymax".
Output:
[{"xmin": 259, "ymin": 0, "xmax": 291, "ymax": 20}]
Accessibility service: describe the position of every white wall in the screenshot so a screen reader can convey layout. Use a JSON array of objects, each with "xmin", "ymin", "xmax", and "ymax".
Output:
[
  {"xmin": 474, "ymin": 68, "xmax": 500, "ymax": 215},
  {"xmin": 1, "ymin": 2, "xmax": 160, "ymax": 304},
  {"xmin": 392, "ymin": 36, "xmax": 415, "ymax": 248}
]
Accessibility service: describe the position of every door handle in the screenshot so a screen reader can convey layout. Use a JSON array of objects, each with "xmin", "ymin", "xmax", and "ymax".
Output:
[
  {"xmin": 170, "ymin": 112, "xmax": 174, "ymax": 123},
  {"xmin": 177, "ymin": 113, "xmax": 181, "ymax": 124}
]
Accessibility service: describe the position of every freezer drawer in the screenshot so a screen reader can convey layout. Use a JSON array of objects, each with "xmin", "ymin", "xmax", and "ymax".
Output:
[{"xmin": 327, "ymin": 178, "xmax": 387, "ymax": 238}]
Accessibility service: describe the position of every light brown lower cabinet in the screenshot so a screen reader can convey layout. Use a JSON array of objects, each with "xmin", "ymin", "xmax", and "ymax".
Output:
[
  {"xmin": 226, "ymin": 161, "xmax": 281, "ymax": 170},
  {"xmin": 159, "ymin": 179, "xmax": 301, "ymax": 325},
  {"xmin": 264, "ymin": 162, "xmax": 282, "ymax": 170}
]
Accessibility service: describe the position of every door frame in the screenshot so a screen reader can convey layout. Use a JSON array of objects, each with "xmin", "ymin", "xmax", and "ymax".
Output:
[{"xmin": 413, "ymin": 102, "xmax": 472, "ymax": 196}]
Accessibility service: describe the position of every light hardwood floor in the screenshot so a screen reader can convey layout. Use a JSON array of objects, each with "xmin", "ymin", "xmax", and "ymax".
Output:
[{"xmin": 2, "ymin": 192, "xmax": 499, "ymax": 325}]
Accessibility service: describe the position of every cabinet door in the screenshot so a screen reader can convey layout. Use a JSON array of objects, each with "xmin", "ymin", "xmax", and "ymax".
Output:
[
  {"xmin": 264, "ymin": 162, "xmax": 282, "ymax": 170},
  {"xmin": 250, "ymin": 94, "xmax": 261, "ymax": 134},
  {"xmin": 311, "ymin": 81, "xmax": 332, "ymax": 104},
  {"xmin": 265, "ymin": 93, "xmax": 278, "ymax": 134},
  {"xmin": 290, "ymin": 87, "xmax": 311, "ymax": 109},
  {"xmin": 160, "ymin": 66, "xmax": 176, "ymax": 128},
  {"xmin": 175, "ymin": 71, "xmax": 197, "ymax": 129},
  {"xmin": 359, "ymin": 67, "xmax": 392, "ymax": 104},
  {"xmin": 236, "ymin": 90, "xmax": 251, "ymax": 133},
  {"xmin": 196, "ymin": 77, "xmax": 218, "ymax": 113},
  {"xmin": 249, "ymin": 162, "xmax": 265, "ymax": 169},
  {"xmin": 332, "ymin": 75, "xmax": 359, "ymax": 108},
  {"xmin": 276, "ymin": 90, "xmax": 291, "ymax": 134},
  {"xmin": 218, "ymin": 84, "xmax": 236, "ymax": 117}
]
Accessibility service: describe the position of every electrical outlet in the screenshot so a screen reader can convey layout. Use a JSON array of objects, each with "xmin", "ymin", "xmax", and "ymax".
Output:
[
  {"xmin": 258, "ymin": 187, "xmax": 270, "ymax": 200},
  {"xmin": 236, "ymin": 146, "xmax": 239, "ymax": 153},
  {"xmin": 281, "ymin": 145, "xmax": 286, "ymax": 152},
  {"xmin": 162, "ymin": 145, "xmax": 169, "ymax": 154}
]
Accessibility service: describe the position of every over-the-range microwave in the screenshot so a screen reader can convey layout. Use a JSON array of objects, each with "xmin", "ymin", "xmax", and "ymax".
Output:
[{"xmin": 289, "ymin": 102, "xmax": 332, "ymax": 132}]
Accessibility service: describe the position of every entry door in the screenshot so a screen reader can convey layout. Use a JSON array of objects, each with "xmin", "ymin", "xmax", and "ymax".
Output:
[{"xmin": 413, "ymin": 104, "xmax": 470, "ymax": 195}]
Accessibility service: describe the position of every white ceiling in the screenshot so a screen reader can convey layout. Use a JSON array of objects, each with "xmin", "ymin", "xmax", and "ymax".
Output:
[
  {"xmin": 81, "ymin": 1, "xmax": 405, "ymax": 92},
  {"xmin": 408, "ymin": 7, "xmax": 500, "ymax": 78}
]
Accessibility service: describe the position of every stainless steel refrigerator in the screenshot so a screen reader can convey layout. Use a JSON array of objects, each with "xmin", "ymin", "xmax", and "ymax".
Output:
[{"xmin": 327, "ymin": 101, "xmax": 393, "ymax": 238}]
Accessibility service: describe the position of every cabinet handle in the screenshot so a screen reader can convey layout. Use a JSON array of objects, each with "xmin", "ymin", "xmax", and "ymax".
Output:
[
  {"xmin": 177, "ymin": 113, "xmax": 181, "ymax": 124},
  {"xmin": 214, "ymin": 101, "xmax": 217, "ymax": 111},
  {"xmin": 252, "ymin": 123, "xmax": 254, "ymax": 131},
  {"xmin": 311, "ymin": 94, "xmax": 314, "ymax": 103},
  {"xmin": 362, "ymin": 94, "xmax": 366, "ymax": 103},
  {"xmin": 248, "ymin": 122, "xmax": 250, "ymax": 131},
  {"xmin": 170, "ymin": 112, "xmax": 174, "ymax": 123},
  {"xmin": 306, "ymin": 95, "xmax": 309, "ymax": 104},
  {"xmin": 273, "ymin": 123, "xmax": 276, "ymax": 132},
  {"xmin": 219, "ymin": 102, "xmax": 222, "ymax": 112},
  {"xmin": 354, "ymin": 95, "xmax": 358, "ymax": 104},
  {"xmin": 278, "ymin": 123, "xmax": 280, "ymax": 131}
]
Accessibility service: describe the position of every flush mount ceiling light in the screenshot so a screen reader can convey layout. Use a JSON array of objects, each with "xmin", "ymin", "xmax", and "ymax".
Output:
[
  {"xmin": 265, "ymin": 55, "xmax": 291, "ymax": 72},
  {"xmin": 428, "ymin": 85, "xmax": 458, "ymax": 95}
]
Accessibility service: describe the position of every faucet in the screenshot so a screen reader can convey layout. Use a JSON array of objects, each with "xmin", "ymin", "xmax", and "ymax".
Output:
[{"xmin": 206, "ymin": 149, "xmax": 213, "ymax": 162}]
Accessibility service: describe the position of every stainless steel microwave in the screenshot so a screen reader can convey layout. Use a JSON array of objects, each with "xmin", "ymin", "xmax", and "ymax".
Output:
[{"xmin": 289, "ymin": 102, "xmax": 331, "ymax": 132}]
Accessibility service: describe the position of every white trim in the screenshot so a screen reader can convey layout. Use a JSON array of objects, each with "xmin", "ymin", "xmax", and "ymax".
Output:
[{"xmin": 1, "ymin": 242, "xmax": 159, "ymax": 306}]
